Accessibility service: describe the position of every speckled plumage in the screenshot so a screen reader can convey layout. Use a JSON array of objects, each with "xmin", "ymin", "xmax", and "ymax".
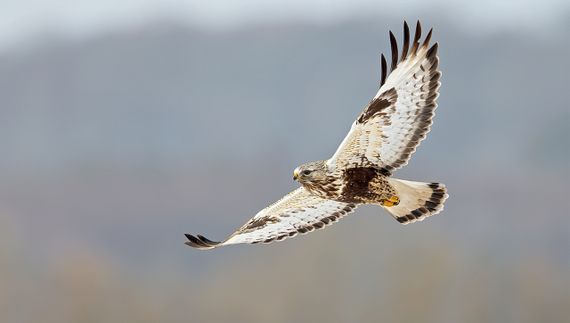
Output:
[
  {"xmin": 295, "ymin": 162, "xmax": 396, "ymax": 205},
  {"xmin": 186, "ymin": 21, "xmax": 448, "ymax": 250}
]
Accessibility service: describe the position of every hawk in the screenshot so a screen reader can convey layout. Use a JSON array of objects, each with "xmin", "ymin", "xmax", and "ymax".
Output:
[{"xmin": 185, "ymin": 21, "xmax": 448, "ymax": 250}]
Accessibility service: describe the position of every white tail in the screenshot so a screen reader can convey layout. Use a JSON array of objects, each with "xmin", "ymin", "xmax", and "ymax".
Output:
[{"xmin": 384, "ymin": 178, "xmax": 448, "ymax": 224}]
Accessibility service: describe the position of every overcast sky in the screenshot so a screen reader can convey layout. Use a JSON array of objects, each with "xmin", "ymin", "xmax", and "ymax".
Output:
[{"xmin": 1, "ymin": 0, "xmax": 568, "ymax": 50}]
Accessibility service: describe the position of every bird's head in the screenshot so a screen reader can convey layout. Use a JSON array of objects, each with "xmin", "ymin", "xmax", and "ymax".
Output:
[{"xmin": 293, "ymin": 160, "xmax": 327, "ymax": 183}]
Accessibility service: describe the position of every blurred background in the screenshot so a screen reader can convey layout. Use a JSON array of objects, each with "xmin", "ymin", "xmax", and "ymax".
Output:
[{"xmin": 1, "ymin": 0, "xmax": 569, "ymax": 322}]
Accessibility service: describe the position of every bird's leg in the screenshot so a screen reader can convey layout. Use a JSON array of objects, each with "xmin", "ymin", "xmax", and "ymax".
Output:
[{"xmin": 381, "ymin": 195, "xmax": 400, "ymax": 207}]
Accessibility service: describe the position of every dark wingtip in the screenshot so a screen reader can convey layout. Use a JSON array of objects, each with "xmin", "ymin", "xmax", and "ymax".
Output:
[
  {"xmin": 184, "ymin": 233, "xmax": 220, "ymax": 250},
  {"xmin": 379, "ymin": 20, "xmax": 435, "ymax": 88},
  {"xmin": 401, "ymin": 21, "xmax": 410, "ymax": 61},
  {"xmin": 197, "ymin": 234, "xmax": 220, "ymax": 245},
  {"xmin": 411, "ymin": 20, "xmax": 422, "ymax": 56},
  {"xmin": 184, "ymin": 233, "xmax": 208, "ymax": 248},
  {"xmin": 380, "ymin": 54, "xmax": 387, "ymax": 86},
  {"xmin": 389, "ymin": 31, "xmax": 398, "ymax": 71},
  {"xmin": 426, "ymin": 42, "xmax": 439, "ymax": 58},
  {"xmin": 423, "ymin": 28, "xmax": 433, "ymax": 48}
]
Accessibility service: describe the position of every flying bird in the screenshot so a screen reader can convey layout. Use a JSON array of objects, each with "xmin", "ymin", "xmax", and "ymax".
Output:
[{"xmin": 185, "ymin": 21, "xmax": 448, "ymax": 250}]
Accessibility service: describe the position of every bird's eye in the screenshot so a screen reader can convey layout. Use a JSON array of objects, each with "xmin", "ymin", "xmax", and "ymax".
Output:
[{"xmin": 302, "ymin": 170, "xmax": 312, "ymax": 175}]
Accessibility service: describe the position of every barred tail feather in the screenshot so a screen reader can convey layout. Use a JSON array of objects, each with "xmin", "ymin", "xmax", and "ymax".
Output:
[{"xmin": 384, "ymin": 178, "xmax": 448, "ymax": 224}]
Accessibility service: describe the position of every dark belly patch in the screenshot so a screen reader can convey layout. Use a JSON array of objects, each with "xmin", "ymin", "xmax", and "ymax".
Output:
[{"xmin": 340, "ymin": 167, "xmax": 380, "ymax": 203}]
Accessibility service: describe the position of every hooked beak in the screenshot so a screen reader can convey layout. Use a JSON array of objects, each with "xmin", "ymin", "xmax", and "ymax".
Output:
[{"xmin": 293, "ymin": 168, "xmax": 300, "ymax": 181}]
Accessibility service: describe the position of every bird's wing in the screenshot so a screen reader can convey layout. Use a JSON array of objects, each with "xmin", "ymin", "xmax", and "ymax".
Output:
[
  {"xmin": 327, "ymin": 21, "xmax": 441, "ymax": 175},
  {"xmin": 185, "ymin": 187, "xmax": 357, "ymax": 250}
]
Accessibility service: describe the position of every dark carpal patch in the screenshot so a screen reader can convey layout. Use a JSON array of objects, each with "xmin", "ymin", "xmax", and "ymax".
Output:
[
  {"xmin": 242, "ymin": 216, "xmax": 280, "ymax": 233},
  {"xmin": 357, "ymin": 88, "xmax": 398, "ymax": 124}
]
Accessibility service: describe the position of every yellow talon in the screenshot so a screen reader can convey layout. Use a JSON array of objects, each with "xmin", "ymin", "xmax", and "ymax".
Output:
[{"xmin": 382, "ymin": 195, "xmax": 400, "ymax": 207}]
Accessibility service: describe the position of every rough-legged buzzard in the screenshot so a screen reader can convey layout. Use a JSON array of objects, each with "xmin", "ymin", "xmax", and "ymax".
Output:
[{"xmin": 185, "ymin": 21, "xmax": 448, "ymax": 250}]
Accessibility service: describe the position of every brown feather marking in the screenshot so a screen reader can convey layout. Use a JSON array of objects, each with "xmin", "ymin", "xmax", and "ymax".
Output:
[
  {"xmin": 340, "ymin": 169, "xmax": 393, "ymax": 204},
  {"xmin": 342, "ymin": 167, "xmax": 377, "ymax": 201},
  {"xmin": 184, "ymin": 233, "xmax": 221, "ymax": 249},
  {"xmin": 423, "ymin": 28, "xmax": 433, "ymax": 48},
  {"xmin": 411, "ymin": 20, "xmax": 422, "ymax": 56},
  {"xmin": 357, "ymin": 88, "xmax": 398, "ymax": 124},
  {"xmin": 380, "ymin": 54, "xmax": 387, "ymax": 86},
  {"xmin": 241, "ymin": 216, "xmax": 280, "ymax": 233},
  {"xmin": 389, "ymin": 31, "xmax": 398, "ymax": 71},
  {"xmin": 397, "ymin": 183, "xmax": 447, "ymax": 223},
  {"xmin": 426, "ymin": 42, "xmax": 439, "ymax": 58},
  {"xmin": 401, "ymin": 21, "xmax": 410, "ymax": 61}
]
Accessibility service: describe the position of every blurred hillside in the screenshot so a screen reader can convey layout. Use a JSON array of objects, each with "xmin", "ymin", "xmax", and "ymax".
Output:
[
  {"xmin": 1, "ymin": 17, "xmax": 568, "ymax": 172},
  {"xmin": 0, "ymin": 13, "xmax": 569, "ymax": 323}
]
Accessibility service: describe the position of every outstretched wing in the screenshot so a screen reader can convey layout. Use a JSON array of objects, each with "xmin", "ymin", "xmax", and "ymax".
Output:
[
  {"xmin": 327, "ymin": 21, "xmax": 441, "ymax": 175},
  {"xmin": 185, "ymin": 187, "xmax": 357, "ymax": 250}
]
